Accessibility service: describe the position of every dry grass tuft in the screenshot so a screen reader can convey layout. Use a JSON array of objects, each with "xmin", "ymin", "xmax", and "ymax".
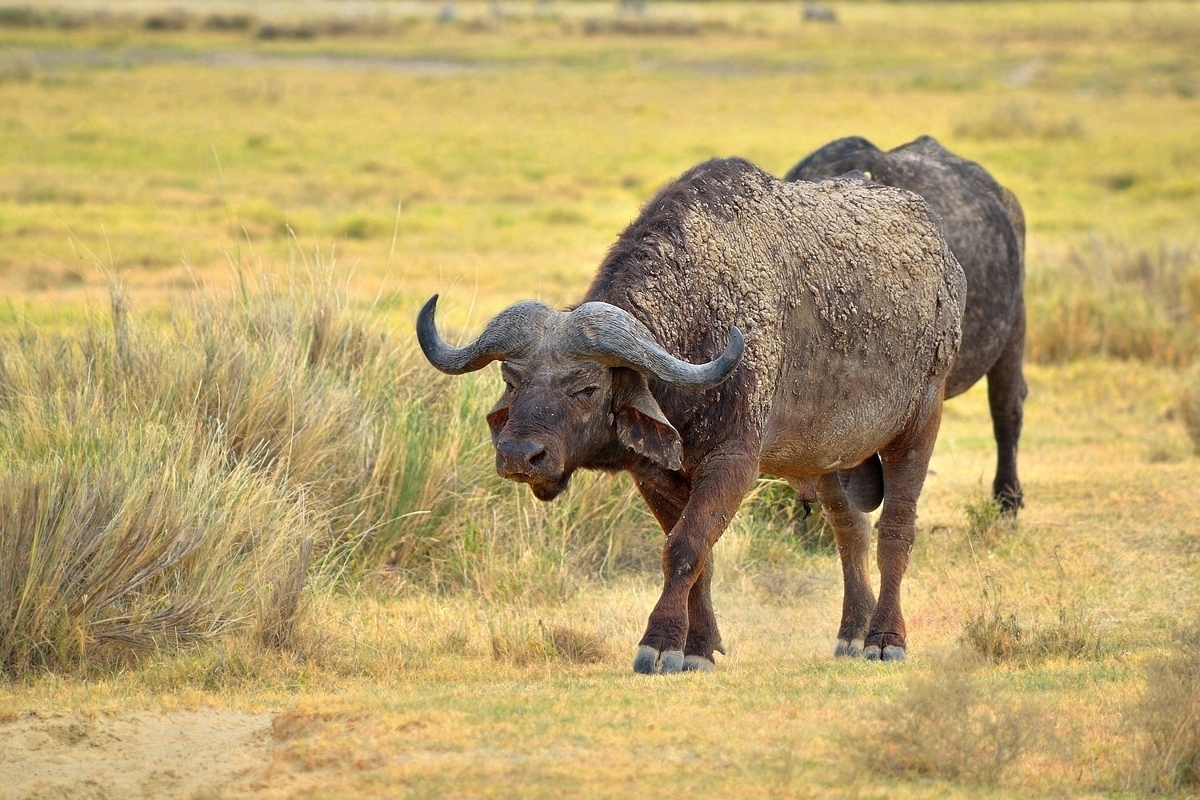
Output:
[
  {"xmin": 487, "ymin": 614, "xmax": 549, "ymax": 667},
  {"xmin": 1181, "ymin": 373, "xmax": 1200, "ymax": 456},
  {"xmin": 257, "ymin": 538, "xmax": 315, "ymax": 652},
  {"xmin": 486, "ymin": 614, "xmax": 610, "ymax": 666},
  {"xmin": 543, "ymin": 622, "xmax": 609, "ymax": 664},
  {"xmin": 962, "ymin": 565, "xmax": 1105, "ymax": 666},
  {"xmin": 1130, "ymin": 625, "xmax": 1200, "ymax": 793},
  {"xmin": 855, "ymin": 651, "xmax": 1036, "ymax": 786},
  {"xmin": 962, "ymin": 579, "xmax": 1024, "ymax": 664}
]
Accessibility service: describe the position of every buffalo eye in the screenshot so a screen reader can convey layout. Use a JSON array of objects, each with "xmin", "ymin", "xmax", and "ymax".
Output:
[{"xmin": 570, "ymin": 386, "xmax": 599, "ymax": 401}]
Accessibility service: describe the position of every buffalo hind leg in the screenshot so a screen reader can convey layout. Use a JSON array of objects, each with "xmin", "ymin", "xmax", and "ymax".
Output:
[
  {"xmin": 987, "ymin": 304, "xmax": 1027, "ymax": 514},
  {"xmin": 818, "ymin": 473, "xmax": 875, "ymax": 657},
  {"xmin": 633, "ymin": 447, "xmax": 758, "ymax": 675},
  {"xmin": 867, "ymin": 392, "xmax": 944, "ymax": 661}
]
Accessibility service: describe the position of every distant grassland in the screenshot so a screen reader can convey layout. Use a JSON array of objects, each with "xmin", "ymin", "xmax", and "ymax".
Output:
[{"xmin": 0, "ymin": 1, "xmax": 1197, "ymax": 334}]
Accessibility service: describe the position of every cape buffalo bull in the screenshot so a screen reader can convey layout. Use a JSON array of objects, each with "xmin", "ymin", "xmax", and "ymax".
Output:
[
  {"xmin": 418, "ymin": 158, "xmax": 965, "ymax": 672},
  {"xmin": 786, "ymin": 136, "xmax": 1027, "ymax": 513}
]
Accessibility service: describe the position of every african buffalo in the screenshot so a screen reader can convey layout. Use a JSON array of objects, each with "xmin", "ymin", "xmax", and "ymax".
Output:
[
  {"xmin": 786, "ymin": 136, "xmax": 1027, "ymax": 512},
  {"xmin": 418, "ymin": 158, "xmax": 965, "ymax": 671}
]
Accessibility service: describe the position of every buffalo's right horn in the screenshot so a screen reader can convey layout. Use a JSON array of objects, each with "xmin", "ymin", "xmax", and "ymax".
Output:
[
  {"xmin": 563, "ymin": 302, "xmax": 744, "ymax": 390},
  {"xmin": 416, "ymin": 295, "xmax": 553, "ymax": 374}
]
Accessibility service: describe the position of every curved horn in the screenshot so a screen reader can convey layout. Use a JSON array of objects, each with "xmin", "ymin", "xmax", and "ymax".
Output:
[
  {"xmin": 563, "ymin": 302, "xmax": 744, "ymax": 390},
  {"xmin": 416, "ymin": 295, "xmax": 554, "ymax": 374}
]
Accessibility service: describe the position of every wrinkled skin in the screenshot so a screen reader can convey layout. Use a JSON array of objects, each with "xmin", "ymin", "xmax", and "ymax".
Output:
[
  {"xmin": 419, "ymin": 158, "xmax": 965, "ymax": 673},
  {"xmin": 786, "ymin": 135, "xmax": 1028, "ymax": 513}
]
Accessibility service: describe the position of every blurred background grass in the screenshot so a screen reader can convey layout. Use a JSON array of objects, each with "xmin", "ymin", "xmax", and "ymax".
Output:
[{"xmin": 0, "ymin": 1, "xmax": 1196, "ymax": 342}]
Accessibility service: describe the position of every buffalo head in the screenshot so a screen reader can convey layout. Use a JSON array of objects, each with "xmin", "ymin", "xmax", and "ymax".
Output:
[{"xmin": 417, "ymin": 295, "xmax": 744, "ymax": 500}]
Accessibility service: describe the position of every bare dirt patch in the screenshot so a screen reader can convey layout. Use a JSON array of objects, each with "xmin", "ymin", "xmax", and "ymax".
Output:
[{"xmin": 0, "ymin": 708, "xmax": 273, "ymax": 799}]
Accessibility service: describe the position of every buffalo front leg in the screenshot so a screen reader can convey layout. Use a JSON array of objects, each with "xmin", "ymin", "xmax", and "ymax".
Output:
[
  {"xmin": 987, "ymin": 304, "xmax": 1027, "ymax": 514},
  {"xmin": 817, "ymin": 473, "xmax": 875, "ymax": 658},
  {"xmin": 633, "ymin": 449, "xmax": 758, "ymax": 675},
  {"xmin": 867, "ymin": 393, "xmax": 944, "ymax": 662},
  {"xmin": 681, "ymin": 551, "xmax": 723, "ymax": 671},
  {"xmin": 634, "ymin": 474, "xmax": 725, "ymax": 671}
]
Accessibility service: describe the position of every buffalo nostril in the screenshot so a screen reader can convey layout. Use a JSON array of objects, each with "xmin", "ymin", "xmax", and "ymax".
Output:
[{"xmin": 497, "ymin": 439, "xmax": 549, "ymax": 473}]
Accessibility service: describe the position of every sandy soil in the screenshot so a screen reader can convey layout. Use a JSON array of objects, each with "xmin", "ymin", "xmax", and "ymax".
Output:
[{"xmin": 0, "ymin": 708, "xmax": 274, "ymax": 800}]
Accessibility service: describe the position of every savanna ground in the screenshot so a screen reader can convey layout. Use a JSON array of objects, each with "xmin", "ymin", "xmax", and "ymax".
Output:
[{"xmin": 1, "ymin": 1, "xmax": 1199, "ymax": 797}]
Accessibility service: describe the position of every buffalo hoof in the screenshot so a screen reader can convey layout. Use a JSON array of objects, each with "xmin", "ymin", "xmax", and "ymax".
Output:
[
  {"xmin": 835, "ymin": 638, "xmax": 865, "ymax": 658},
  {"xmin": 863, "ymin": 644, "xmax": 906, "ymax": 662},
  {"xmin": 681, "ymin": 655, "xmax": 715, "ymax": 672},
  {"xmin": 632, "ymin": 646, "xmax": 686, "ymax": 675}
]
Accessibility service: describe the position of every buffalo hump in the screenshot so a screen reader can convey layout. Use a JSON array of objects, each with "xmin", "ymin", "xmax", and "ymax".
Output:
[{"xmin": 588, "ymin": 157, "xmax": 965, "ymax": 472}]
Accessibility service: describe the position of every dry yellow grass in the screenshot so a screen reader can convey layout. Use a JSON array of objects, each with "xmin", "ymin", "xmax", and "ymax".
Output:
[{"xmin": 3, "ymin": 359, "xmax": 1198, "ymax": 796}]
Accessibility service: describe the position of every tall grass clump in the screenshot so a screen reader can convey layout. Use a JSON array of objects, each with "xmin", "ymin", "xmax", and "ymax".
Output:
[
  {"xmin": 0, "ymin": 299, "xmax": 318, "ymax": 672},
  {"xmin": 0, "ymin": 271, "xmax": 421, "ymax": 671},
  {"xmin": 961, "ymin": 578, "xmax": 1024, "ymax": 663},
  {"xmin": 1027, "ymin": 238, "xmax": 1200, "ymax": 366},
  {"xmin": 0, "ymin": 268, "xmax": 670, "ymax": 672},
  {"xmin": 1130, "ymin": 625, "xmax": 1200, "ymax": 793},
  {"xmin": 740, "ymin": 479, "xmax": 835, "ymax": 557}
]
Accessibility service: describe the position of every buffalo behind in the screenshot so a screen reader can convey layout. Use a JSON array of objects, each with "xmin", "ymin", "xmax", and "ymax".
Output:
[{"xmin": 786, "ymin": 135, "xmax": 1028, "ymax": 513}]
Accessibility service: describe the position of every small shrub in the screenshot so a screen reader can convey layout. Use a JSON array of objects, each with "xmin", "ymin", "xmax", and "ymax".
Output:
[
  {"xmin": 204, "ymin": 13, "xmax": 255, "ymax": 31},
  {"xmin": 962, "ymin": 494, "xmax": 1015, "ymax": 548},
  {"xmin": 257, "ymin": 24, "xmax": 317, "ymax": 40},
  {"xmin": 143, "ymin": 11, "xmax": 191, "ymax": 31},
  {"xmin": 856, "ymin": 651, "xmax": 1034, "ymax": 785},
  {"xmin": 962, "ymin": 577, "xmax": 1023, "ymax": 663},
  {"xmin": 1130, "ymin": 625, "xmax": 1200, "ymax": 793},
  {"xmin": 0, "ymin": 6, "xmax": 47, "ymax": 27},
  {"xmin": 581, "ymin": 18, "xmax": 700, "ymax": 36}
]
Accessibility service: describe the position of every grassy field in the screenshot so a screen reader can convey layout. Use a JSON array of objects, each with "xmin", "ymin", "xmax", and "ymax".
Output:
[{"xmin": 1, "ymin": 1, "xmax": 1200, "ymax": 797}]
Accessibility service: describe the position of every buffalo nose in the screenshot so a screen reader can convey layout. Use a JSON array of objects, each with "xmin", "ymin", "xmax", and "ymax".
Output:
[{"xmin": 496, "ymin": 439, "xmax": 547, "ymax": 475}]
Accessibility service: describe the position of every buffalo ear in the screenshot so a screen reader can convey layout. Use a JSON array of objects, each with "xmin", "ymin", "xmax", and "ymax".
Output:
[{"xmin": 612, "ymin": 369, "xmax": 683, "ymax": 471}]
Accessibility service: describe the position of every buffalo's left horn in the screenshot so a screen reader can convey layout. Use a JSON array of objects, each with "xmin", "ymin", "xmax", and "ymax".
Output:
[
  {"xmin": 417, "ymin": 295, "xmax": 553, "ymax": 374},
  {"xmin": 563, "ymin": 302, "xmax": 744, "ymax": 390}
]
